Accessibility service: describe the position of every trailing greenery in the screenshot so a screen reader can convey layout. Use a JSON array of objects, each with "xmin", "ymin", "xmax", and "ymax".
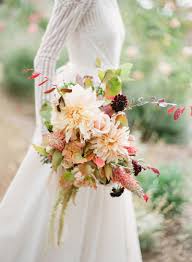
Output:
[{"xmin": 138, "ymin": 165, "xmax": 186, "ymax": 217}]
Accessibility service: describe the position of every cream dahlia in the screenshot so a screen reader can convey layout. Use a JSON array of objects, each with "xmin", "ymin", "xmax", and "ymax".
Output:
[
  {"xmin": 52, "ymin": 85, "xmax": 103, "ymax": 142},
  {"xmin": 89, "ymin": 122, "xmax": 130, "ymax": 163}
]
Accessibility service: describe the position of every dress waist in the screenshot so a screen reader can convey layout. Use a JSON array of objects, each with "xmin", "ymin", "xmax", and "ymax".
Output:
[
  {"xmin": 56, "ymin": 60, "xmax": 118, "ymax": 86},
  {"xmin": 56, "ymin": 62, "xmax": 100, "ymax": 86}
]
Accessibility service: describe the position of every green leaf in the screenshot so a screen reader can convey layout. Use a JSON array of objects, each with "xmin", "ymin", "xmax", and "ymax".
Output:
[
  {"xmin": 32, "ymin": 144, "xmax": 48, "ymax": 157},
  {"xmin": 103, "ymin": 69, "xmax": 115, "ymax": 82},
  {"xmin": 106, "ymin": 76, "xmax": 122, "ymax": 97},
  {"xmin": 44, "ymin": 120, "xmax": 53, "ymax": 132},
  {"xmin": 120, "ymin": 63, "xmax": 133, "ymax": 80},
  {"xmin": 63, "ymin": 171, "xmax": 75, "ymax": 182},
  {"xmin": 52, "ymin": 150, "xmax": 63, "ymax": 171},
  {"xmin": 98, "ymin": 70, "xmax": 105, "ymax": 81},
  {"xmin": 96, "ymin": 57, "xmax": 102, "ymax": 68},
  {"xmin": 115, "ymin": 69, "xmax": 122, "ymax": 76},
  {"xmin": 40, "ymin": 101, "xmax": 52, "ymax": 122},
  {"xmin": 97, "ymin": 87, "xmax": 105, "ymax": 96}
]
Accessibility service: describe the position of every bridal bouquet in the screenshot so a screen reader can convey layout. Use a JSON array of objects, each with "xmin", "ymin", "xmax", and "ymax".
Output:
[{"xmin": 31, "ymin": 61, "xmax": 162, "ymax": 245}]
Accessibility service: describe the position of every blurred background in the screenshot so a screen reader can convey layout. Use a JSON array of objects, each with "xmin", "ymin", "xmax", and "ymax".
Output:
[{"xmin": 0, "ymin": 0, "xmax": 192, "ymax": 261}]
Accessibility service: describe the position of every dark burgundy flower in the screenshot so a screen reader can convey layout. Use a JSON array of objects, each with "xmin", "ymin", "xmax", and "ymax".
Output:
[
  {"xmin": 111, "ymin": 94, "xmax": 128, "ymax": 112},
  {"xmin": 132, "ymin": 160, "xmax": 142, "ymax": 176},
  {"xmin": 110, "ymin": 186, "xmax": 125, "ymax": 197}
]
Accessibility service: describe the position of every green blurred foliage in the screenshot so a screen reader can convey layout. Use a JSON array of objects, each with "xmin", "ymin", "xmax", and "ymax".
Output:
[
  {"xmin": 2, "ymin": 0, "xmax": 35, "ymax": 26},
  {"xmin": 139, "ymin": 231, "xmax": 158, "ymax": 252},
  {"xmin": 138, "ymin": 165, "xmax": 186, "ymax": 217},
  {"xmin": 2, "ymin": 48, "xmax": 34, "ymax": 98},
  {"xmin": 119, "ymin": 0, "xmax": 192, "ymax": 143}
]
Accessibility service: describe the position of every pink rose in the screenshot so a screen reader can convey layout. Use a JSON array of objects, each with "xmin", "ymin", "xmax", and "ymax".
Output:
[{"xmin": 93, "ymin": 113, "xmax": 111, "ymax": 135}]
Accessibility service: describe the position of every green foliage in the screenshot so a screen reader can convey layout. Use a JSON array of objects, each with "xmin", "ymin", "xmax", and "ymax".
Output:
[
  {"xmin": 126, "ymin": 98, "xmax": 188, "ymax": 144},
  {"xmin": 3, "ymin": 0, "xmax": 35, "ymax": 26},
  {"xmin": 139, "ymin": 232, "xmax": 156, "ymax": 252},
  {"xmin": 52, "ymin": 150, "xmax": 63, "ymax": 171},
  {"xmin": 33, "ymin": 144, "xmax": 48, "ymax": 157},
  {"xmin": 40, "ymin": 101, "xmax": 53, "ymax": 131},
  {"xmin": 2, "ymin": 48, "xmax": 34, "ymax": 98},
  {"xmin": 120, "ymin": 63, "xmax": 133, "ymax": 81},
  {"xmin": 138, "ymin": 165, "xmax": 186, "ymax": 217},
  {"xmin": 119, "ymin": 0, "xmax": 191, "ymax": 143},
  {"xmin": 62, "ymin": 171, "xmax": 75, "ymax": 183},
  {"xmin": 38, "ymin": 17, "xmax": 49, "ymax": 31},
  {"xmin": 40, "ymin": 101, "xmax": 52, "ymax": 121},
  {"xmin": 107, "ymin": 76, "xmax": 122, "ymax": 96}
]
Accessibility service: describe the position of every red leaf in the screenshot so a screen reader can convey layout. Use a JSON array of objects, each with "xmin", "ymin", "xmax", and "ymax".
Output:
[
  {"xmin": 167, "ymin": 105, "xmax": 177, "ymax": 115},
  {"xmin": 148, "ymin": 166, "xmax": 160, "ymax": 176},
  {"xmin": 44, "ymin": 88, "xmax": 55, "ymax": 94},
  {"xmin": 174, "ymin": 107, "xmax": 185, "ymax": 121},
  {"xmin": 143, "ymin": 194, "xmax": 149, "ymax": 202},
  {"xmin": 158, "ymin": 98, "xmax": 165, "ymax": 103},
  {"xmin": 93, "ymin": 157, "xmax": 105, "ymax": 168},
  {"xmin": 28, "ymin": 72, "xmax": 41, "ymax": 79},
  {"xmin": 38, "ymin": 77, "xmax": 48, "ymax": 86}
]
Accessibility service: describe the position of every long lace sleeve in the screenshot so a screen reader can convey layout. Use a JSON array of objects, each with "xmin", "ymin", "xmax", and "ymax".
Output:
[{"xmin": 34, "ymin": 0, "xmax": 93, "ymax": 131}]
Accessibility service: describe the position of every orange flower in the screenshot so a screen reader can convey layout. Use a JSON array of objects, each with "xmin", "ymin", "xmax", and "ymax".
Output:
[
  {"xmin": 62, "ymin": 140, "xmax": 86, "ymax": 168},
  {"xmin": 45, "ymin": 130, "xmax": 65, "ymax": 152}
]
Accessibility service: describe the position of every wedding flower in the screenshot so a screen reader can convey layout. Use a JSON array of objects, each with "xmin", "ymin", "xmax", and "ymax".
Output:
[
  {"xmin": 89, "ymin": 122, "xmax": 130, "ymax": 163},
  {"xmin": 125, "ymin": 146, "xmax": 137, "ymax": 156},
  {"xmin": 102, "ymin": 104, "xmax": 114, "ymax": 117},
  {"xmin": 44, "ymin": 130, "xmax": 65, "ymax": 152},
  {"xmin": 62, "ymin": 140, "xmax": 86, "ymax": 168},
  {"xmin": 52, "ymin": 85, "xmax": 103, "ymax": 142},
  {"xmin": 92, "ymin": 113, "xmax": 111, "ymax": 135},
  {"xmin": 111, "ymin": 94, "xmax": 128, "ymax": 112},
  {"xmin": 132, "ymin": 160, "xmax": 143, "ymax": 176},
  {"xmin": 112, "ymin": 167, "xmax": 147, "ymax": 200}
]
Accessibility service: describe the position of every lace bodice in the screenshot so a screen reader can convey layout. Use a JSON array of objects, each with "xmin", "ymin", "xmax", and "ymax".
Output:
[{"xmin": 34, "ymin": 0, "xmax": 125, "ymax": 128}]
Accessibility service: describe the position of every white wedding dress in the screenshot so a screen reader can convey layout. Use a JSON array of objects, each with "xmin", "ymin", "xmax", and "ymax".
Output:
[{"xmin": 0, "ymin": 0, "xmax": 142, "ymax": 261}]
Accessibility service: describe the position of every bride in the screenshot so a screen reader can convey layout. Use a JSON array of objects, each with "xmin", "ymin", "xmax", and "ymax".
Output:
[{"xmin": 0, "ymin": 0, "xmax": 142, "ymax": 261}]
